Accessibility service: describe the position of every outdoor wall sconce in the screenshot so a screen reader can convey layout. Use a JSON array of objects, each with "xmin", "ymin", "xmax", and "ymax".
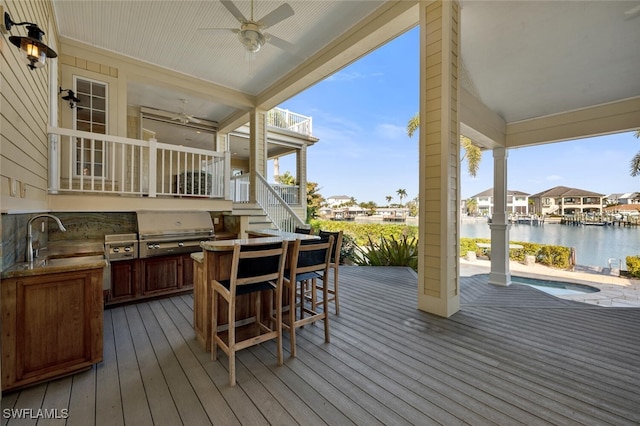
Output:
[
  {"xmin": 4, "ymin": 12, "xmax": 57, "ymax": 70},
  {"xmin": 59, "ymin": 88, "xmax": 80, "ymax": 108}
]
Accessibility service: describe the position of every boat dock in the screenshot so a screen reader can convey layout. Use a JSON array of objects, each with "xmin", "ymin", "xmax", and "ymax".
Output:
[{"xmin": 561, "ymin": 213, "xmax": 639, "ymax": 227}]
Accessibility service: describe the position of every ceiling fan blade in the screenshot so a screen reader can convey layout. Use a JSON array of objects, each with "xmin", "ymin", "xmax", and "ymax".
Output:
[
  {"xmin": 220, "ymin": 0, "xmax": 248, "ymax": 23},
  {"xmin": 258, "ymin": 3, "xmax": 294, "ymax": 28},
  {"xmin": 265, "ymin": 33, "xmax": 297, "ymax": 53},
  {"xmin": 197, "ymin": 27, "xmax": 237, "ymax": 33}
]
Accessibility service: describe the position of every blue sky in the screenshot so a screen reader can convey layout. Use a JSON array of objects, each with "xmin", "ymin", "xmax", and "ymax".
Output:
[{"xmin": 273, "ymin": 27, "xmax": 639, "ymax": 205}]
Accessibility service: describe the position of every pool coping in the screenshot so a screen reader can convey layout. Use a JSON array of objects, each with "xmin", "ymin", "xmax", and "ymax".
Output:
[{"xmin": 461, "ymin": 258, "xmax": 640, "ymax": 308}]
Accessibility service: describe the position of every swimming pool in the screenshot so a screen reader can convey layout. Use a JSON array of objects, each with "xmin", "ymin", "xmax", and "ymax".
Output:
[{"xmin": 512, "ymin": 276, "xmax": 600, "ymax": 296}]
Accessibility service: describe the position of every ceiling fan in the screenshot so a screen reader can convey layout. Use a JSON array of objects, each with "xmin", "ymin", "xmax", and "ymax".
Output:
[
  {"xmin": 203, "ymin": 0, "xmax": 295, "ymax": 54},
  {"xmin": 171, "ymin": 99, "xmax": 202, "ymax": 124}
]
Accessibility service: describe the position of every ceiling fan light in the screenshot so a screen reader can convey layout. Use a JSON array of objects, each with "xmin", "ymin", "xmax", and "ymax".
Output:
[{"xmin": 238, "ymin": 29, "xmax": 265, "ymax": 53}]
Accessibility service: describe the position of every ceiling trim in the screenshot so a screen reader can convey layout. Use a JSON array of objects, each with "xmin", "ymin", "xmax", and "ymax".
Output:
[
  {"xmin": 460, "ymin": 88, "xmax": 506, "ymax": 149},
  {"xmin": 506, "ymin": 96, "xmax": 640, "ymax": 148}
]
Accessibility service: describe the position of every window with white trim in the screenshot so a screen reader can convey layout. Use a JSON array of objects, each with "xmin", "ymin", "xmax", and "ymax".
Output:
[{"xmin": 74, "ymin": 77, "xmax": 107, "ymax": 176}]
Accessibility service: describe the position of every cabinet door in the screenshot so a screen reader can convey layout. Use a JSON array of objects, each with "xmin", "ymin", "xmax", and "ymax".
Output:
[
  {"xmin": 109, "ymin": 259, "xmax": 138, "ymax": 302},
  {"xmin": 2, "ymin": 270, "xmax": 103, "ymax": 391},
  {"xmin": 142, "ymin": 255, "xmax": 180, "ymax": 294},
  {"xmin": 180, "ymin": 253, "xmax": 194, "ymax": 289}
]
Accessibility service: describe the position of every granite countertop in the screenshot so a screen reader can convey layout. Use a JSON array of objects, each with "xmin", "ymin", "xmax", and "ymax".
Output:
[
  {"xmin": 2, "ymin": 255, "xmax": 107, "ymax": 279},
  {"xmin": 2, "ymin": 239, "xmax": 106, "ymax": 279},
  {"xmin": 201, "ymin": 229, "xmax": 318, "ymax": 252}
]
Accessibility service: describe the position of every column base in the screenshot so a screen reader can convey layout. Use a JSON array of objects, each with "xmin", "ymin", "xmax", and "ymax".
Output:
[{"xmin": 489, "ymin": 271, "xmax": 511, "ymax": 287}]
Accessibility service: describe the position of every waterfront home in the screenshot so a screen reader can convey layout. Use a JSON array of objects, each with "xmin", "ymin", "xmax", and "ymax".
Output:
[
  {"xmin": 469, "ymin": 188, "xmax": 530, "ymax": 217},
  {"xmin": 606, "ymin": 192, "xmax": 640, "ymax": 205},
  {"xmin": 325, "ymin": 195, "xmax": 355, "ymax": 208},
  {"xmin": 529, "ymin": 186, "xmax": 605, "ymax": 216}
]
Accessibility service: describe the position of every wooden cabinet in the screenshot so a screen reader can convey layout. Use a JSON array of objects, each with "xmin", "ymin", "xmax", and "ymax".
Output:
[
  {"xmin": 2, "ymin": 268, "xmax": 103, "ymax": 392},
  {"xmin": 106, "ymin": 254, "xmax": 195, "ymax": 305},
  {"xmin": 141, "ymin": 254, "xmax": 193, "ymax": 296},
  {"xmin": 108, "ymin": 259, "xmax": 139, "ymax": 303}
]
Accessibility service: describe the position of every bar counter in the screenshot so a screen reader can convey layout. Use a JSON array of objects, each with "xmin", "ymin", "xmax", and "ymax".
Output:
[{"xmin": 195, "ymin": 230, "xmax": 317, "ymax": 350}]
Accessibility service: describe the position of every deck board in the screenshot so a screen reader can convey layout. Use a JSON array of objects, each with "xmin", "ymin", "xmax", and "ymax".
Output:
[{"xmin": 2, "ymin": 266, "xmax": 639, "ymax": 425}]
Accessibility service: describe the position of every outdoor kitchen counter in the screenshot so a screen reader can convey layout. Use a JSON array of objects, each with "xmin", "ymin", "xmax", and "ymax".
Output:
[
  {"xmin": 2, "ymin": 255, "xmax": 107, "ymax": 279},
  {"xmin": 2, "ymin": 254, "xmax": 105, "ymax": 391},
  {"xmin": 195, "ymin": 232, "xmax": 317, "ymax": 351}
]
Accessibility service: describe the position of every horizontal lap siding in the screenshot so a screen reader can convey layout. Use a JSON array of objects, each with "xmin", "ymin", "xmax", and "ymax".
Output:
[{"xmin": 1, "ymin": 0, "xmax": 56, "ymax": 211}]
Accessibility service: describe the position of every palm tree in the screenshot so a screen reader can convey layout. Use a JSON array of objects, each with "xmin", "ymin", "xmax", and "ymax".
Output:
[
  {"xmin": 396, "ymin": 189, "xmax": 407, "ymax": 206},
  {"xmin": 629, "ymin": 130, "xmax": 640, "ymax": 177},
  {"xmin": 466, "ymin": 198, "xmax": 478, "ymax": 216},
  {"xmin": 407, "ymin": 113, "xmax": 481, "ymax": 177},
  {"xmin": 385, "ymin": 195, "xmax": 392, "ymax": 206}
]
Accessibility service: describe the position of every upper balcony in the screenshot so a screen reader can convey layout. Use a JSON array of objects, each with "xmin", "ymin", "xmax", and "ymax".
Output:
[{"xmin": 266, "ymin": 108, "xmax": 312, "ymax": 136}]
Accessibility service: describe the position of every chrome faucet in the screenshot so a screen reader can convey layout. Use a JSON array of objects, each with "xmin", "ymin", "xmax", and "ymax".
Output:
[{"xmin": 26, "ymin": 214, "xmax": 66, "ymax": 263}]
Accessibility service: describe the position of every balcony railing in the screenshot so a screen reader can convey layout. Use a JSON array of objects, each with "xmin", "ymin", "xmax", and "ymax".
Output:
[
  {"xmin": 267, "ymin": 107, "xmax": 312, "ymax": 136},
  {"xmin": 48, "ymin": 127, "xmax": 229, "ymax": 198}
]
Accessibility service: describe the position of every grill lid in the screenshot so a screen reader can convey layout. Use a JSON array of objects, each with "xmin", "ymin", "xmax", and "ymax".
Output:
[{"xmin": 136, "ymin": 210, "xmax": 214, "ymax": 240}]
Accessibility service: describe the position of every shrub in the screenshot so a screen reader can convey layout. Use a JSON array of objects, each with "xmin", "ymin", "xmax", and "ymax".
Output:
[
  {"xmin": 626, "ymin": 256, "xmax": 640, "ymax": 278},
  {"xmin": 537, "ymin": 245, "xmax": 571, "ymax": 269},
  {"xmin": 339, "ymin": 233, "xmax": 358, "ymax": 264},
  {"xmin": 354, "ymin": 234, "xmax": 418, "ymax": 270}
]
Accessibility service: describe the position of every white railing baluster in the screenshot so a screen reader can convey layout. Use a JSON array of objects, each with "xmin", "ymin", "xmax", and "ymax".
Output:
[
  {"xmin": 67, "ymin": 134, "xmax": 73, "ymax": 190},
  {"xmin": 90, "ymin": 138, "xmax": 95, "ymax": 190}
]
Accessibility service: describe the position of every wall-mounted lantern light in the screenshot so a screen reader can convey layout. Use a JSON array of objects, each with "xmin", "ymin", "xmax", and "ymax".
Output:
[
  {"xmin": 4, "ymin": 12, "xmax": 57, "ymax": 70},
  {"xmin": 59, "ymin": 87, "xmax": 80, "ymax": 108}
]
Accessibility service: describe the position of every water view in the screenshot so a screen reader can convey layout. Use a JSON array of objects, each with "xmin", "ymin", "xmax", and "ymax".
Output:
[{"xmin": 461, "ymin": 221, "xmax": 640, "ymax": 269}]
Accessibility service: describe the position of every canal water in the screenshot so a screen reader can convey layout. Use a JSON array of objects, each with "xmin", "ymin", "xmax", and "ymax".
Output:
[{"xmin": 461, "ymin": 221, "xmax": 640, "ymax": 269}]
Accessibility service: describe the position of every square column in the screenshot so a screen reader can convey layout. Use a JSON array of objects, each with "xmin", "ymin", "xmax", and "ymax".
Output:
[
  {"xmin": 248, "ymin": 109, "xmax": 267, "ymax": 204},
  {"xmin": 417, "ymin": 0, "xmax": 461, "ymax": 317},
  {"xmin": 489, "ymin": 147, "xmax": 511, "ymax": 286}
]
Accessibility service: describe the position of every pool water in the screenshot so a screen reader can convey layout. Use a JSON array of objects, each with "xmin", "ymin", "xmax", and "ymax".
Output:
[{"xmin": 512, "ymin": 276, "xmax": 600, "ymax": 296}]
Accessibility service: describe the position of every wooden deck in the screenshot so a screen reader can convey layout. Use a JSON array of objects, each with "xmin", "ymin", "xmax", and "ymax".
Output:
[{"xmin": 2, "ymin": 266, "xmax": 639, "ymax": 425}]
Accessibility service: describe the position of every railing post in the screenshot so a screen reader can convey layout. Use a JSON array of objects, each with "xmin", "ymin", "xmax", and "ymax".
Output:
[
  {"xmin": 224, "ymin": 151, "xmax": 231, "ymax": 200},
  {"xmin": 49, "ymin": 133, "xmax": 60, "ymax": 193},
  {"xmin": 148, "ymin": 138, "xmax": 157, "ymax": 197}
]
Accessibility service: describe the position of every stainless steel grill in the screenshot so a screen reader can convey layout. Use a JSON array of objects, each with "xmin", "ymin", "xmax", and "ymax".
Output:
[
  {"xmin": 104, "ymin": 233, "xmax": 138, "ymax": 261},
  {"xmin": 136, "ymin": 210, "xmax": 214, "ymax": 258}
]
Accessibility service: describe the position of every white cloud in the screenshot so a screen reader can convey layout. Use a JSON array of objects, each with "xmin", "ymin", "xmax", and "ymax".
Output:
[
  {"xmin": 546, "ymin": 174, "xmax": 563, "ymax": 181},
  {"xmin": 375, "ymin": 123, "xmax": 406, "ymax": 140}
]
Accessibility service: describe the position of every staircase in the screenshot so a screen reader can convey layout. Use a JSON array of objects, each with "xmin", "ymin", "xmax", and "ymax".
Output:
[
  {"xmin": 232, "ymin": 203, "xmax": 278, "ymax": 232},
  {"xmin": 230, "ymin": 173, "xmax": 305, "ymax": 233}
]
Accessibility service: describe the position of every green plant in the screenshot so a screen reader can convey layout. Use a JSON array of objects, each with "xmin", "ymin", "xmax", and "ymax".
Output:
[
  {"xmin": 626, "ymin": 255, "xmax": 640, "ymax": 278},
  {"xmin": 537, "ymin": 245, "xmax": 571, "ymax": 269},
  {"xmin": 354, "ymin": 234, "xmax": 418, "ymax": 270},
  {"xmin": 339, "ymin": 233, "xmax": 358, "ymax": 264}
]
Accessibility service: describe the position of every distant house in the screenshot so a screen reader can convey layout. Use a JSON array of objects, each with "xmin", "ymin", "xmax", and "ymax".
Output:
[
  {"xmin": 529, "ymin": 186, "xmax": 604, "ymax": 216},
  {"xmin": 605, "ymin": 192, "xmax": 640, "ymax": 205},
  {"xmin": 468, "ymin": 189, "xmax": 530, "ymax": 216},
  {"xmin": 325, "ymin": 195, "xmax": 354, "ymax": 208}
]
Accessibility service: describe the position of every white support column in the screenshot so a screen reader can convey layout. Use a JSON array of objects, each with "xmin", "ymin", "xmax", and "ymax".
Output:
[
  {"xmin": 489, "ymin": 147, "xmax": 511, "ymax": 286},
  {"xmin": 248, "ymin": 109, "xmax": 267, "ymax": 204},
  {"xmin": 416, "ymin": 0, "xmax": 461, "ymax": 317},
  {"xmin": 296, "ymin": 145, "xmax": 307, "ymax": 207}
]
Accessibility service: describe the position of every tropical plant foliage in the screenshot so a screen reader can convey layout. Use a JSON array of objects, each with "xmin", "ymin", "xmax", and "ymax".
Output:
[
  {"xmin": 629, "ymin": 130, "xmax": 640, "ymax": 177},
  {"xmin": 406, "ymin": 112, "xmax": 482, "ymax": 177},
  {"xmin": 354, "ymin": 234, "xmax": 418, "ymax": 270}
]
